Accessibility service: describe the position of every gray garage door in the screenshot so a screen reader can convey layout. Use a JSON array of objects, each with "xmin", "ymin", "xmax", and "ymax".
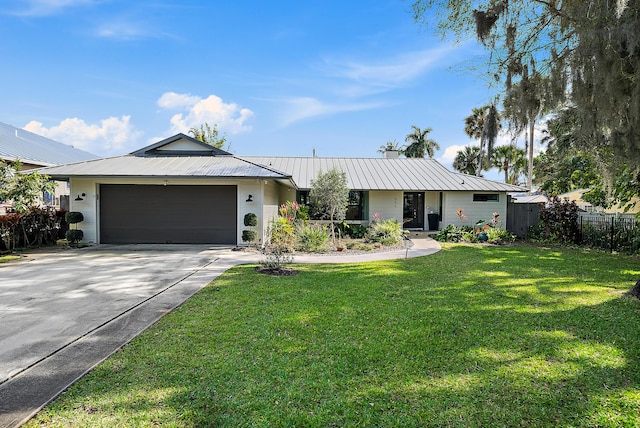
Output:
[{"xmin": 100, "ymin": 184, "xmax": 237, "ymax": 244}]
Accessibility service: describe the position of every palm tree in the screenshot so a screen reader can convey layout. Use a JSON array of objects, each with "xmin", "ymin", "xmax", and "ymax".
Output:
[
  {"xmin": 463, "ymin": 105, "xmax": 501, "ymax": 176},
  {"xmin": 403, "ymin": 125, "xmax": 440, "ymax": 158},
  {"xmin": 453, "ymin": 146, "xmax": 482, "ymax": 175},
  {"xmin": 492, "ymin": 144, "xmax": 526, "ymax": 184},
  {"xmin": 377, "ymin": 139, "xmax": 402, "ymax": 154}
]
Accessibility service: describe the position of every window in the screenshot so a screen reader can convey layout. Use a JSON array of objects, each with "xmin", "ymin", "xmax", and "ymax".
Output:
[
  {"xmin": 346, "ymin": 191, "xmax": 366, "ymax": 221},
  {"xmin": 297, "ymin": 190, "xmax": 310, "ymax": 205},
  {"xmin": 297, "ymin": 190, "xmax": 367, "ymax": 220},
  {"xmin": 473, "ymin": 193, "xmax": 499, "ymax": 202}
]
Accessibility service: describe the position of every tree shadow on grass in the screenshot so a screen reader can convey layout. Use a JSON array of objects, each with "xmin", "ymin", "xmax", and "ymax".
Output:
[{"xmin": 27, "ymin": 244, "xmax": 640, "ymax": 427}]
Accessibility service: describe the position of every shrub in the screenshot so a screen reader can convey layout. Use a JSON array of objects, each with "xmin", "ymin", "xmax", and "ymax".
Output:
[
  {"xmin": 242, "ymin": 229, "xmax": 257, "ymax": 244},
  {"xmin": 365, "ymin": 219, "xmax": 405, "ymax": 245},
  {"xmin": 338, "ymin": 222, "xmax": 367, "ymax": 239},
  {"xmin": 65, "ymin": 229, "xmax": 84, "ymax": 243},
  {"xmin": 433, "ymin": 224, "xmax": 464, "ymax": 242},
  {"xmin": 487, "ymin": 227, "xmax": 516, "ymax": 244},
  {"xmin": 243, "ymin": 213, "xmax": 258, "ymax": 227},
  {"xmin": 267, "ymin": 216, "xmax": 296, "ymax": 252},
  {"xmin": 260, "ymin": 245, "xmax": 294, "ymax": 270},
  {"xmin": 296, "ymin": 224, "xmax": 331, "ymax": 253},
  {"xmin": 65, "ymin": 211, "xmax": 84, "ymax": 224},
  {"xmin": 536, "ymin": 196, "xmax": 580, "ymax": 243}
]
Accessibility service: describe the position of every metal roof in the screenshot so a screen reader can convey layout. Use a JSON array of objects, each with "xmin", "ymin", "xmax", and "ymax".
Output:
[
  {"xmin": 34, "ymin": 132, "xmax": 526, "ymax": 193},
  {"xmin": 0, "ymin": 121, "xmax": 97, "ymax": 166},
  {"xmin": 38, "ymin": 154, "xmax": 295, "ymax": 181},
  {"xmin": 241, "ymin": 157, "xmax": 526, "ymax": 192}
]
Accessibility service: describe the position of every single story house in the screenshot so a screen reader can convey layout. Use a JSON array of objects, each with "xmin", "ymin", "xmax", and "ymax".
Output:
[{"xmin": 39, "ymin": 134, "xmax": 525, "ymax": 245}]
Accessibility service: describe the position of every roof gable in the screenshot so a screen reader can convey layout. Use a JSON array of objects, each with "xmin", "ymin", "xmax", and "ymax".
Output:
[{"xmin": 131, "ymin": 133, "xmax": 233, "ymax": 157}]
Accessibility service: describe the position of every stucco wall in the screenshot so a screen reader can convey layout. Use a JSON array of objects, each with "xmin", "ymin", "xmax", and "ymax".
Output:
[
  {"xmin": 368, "ymin": 190, "xmax": 403, "ymax": 223},
  {"xmin": 261, "ymin": 180, "xmax": 281, "ymax": 245},
  {"xmin": 239, "ymin": 181, "xmax": 263, "ymax": 246},
  {"xmin": 442, "ymin": 192, "xmax": 507, "ymax": 228}
]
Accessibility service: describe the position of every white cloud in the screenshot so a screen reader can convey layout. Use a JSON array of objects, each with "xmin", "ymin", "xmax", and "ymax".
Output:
[
  {"xmin": 24, "ymin": 115, "xmax": 141, "ymax": 155},
  {"xmin": 276, "ymin": 97, "xmax": 384, "ymax": 127},
  {"xmin": 94, "ymin": 18, "xmax": 180, "ymax": 41},
  {"xmin": 320, "ymin": 46, "xmax": 457, "ymax": 97},
  {"xmin": 4, "ymin": 0, "xmax": 95, "ymax": 16},
  {"xmin": 438, "ymin": 144, "xmax": 468, "ymax": 169},
  {"xmin": 157, "ymin": 92, "xmax": 254, "ymax": 135}
]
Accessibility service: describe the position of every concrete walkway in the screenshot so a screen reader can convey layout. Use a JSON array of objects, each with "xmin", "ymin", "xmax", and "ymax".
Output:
[{"xmin": 0, "ymin": 238, "xmax": 440, "ymax": 428}]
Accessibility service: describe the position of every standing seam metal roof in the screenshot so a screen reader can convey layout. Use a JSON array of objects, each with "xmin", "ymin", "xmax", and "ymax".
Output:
[
  {"xmin": 241, "ymin": 157, "xmax": 526, "ymax": 192},
  {"xmin": 0, "ymin": 121, "xmax": 97, "ymax": 166}
]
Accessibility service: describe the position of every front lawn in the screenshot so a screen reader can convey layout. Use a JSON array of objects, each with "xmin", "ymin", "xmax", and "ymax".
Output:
[{"xmin": 27, "ymin": 244, "xmax": 640, "ymax": 427}]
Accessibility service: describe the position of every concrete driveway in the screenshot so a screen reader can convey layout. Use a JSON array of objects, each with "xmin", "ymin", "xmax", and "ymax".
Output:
[{"xmin": 0, "ymin": 244, "xmax": 241, "ymax": 427}]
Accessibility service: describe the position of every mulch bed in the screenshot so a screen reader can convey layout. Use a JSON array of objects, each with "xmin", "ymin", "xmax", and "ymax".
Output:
[{"xmin": 255, "ymin": 266, "xmax": 299, "ymax": 276}]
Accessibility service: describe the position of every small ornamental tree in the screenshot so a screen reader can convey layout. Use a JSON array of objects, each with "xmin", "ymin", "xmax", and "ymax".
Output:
[
  {"xmin": 242, "ymin": 212, "xmax": 258, "ymax": 245},
  {"xmin": 309, "ymin": 168, "xmax": 349, "ymax": 243},
  {"xmin": 65, "ymin": 211, "xmax": 84, "ymax": 244}
]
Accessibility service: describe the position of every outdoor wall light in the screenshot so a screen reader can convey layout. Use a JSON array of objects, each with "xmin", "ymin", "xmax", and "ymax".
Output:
[
  {"xmin": 246, "ymin": 194, "xmax": 253, "ymax": 202},
  {"xmin": 74, "ymin": 193, "xmax": 86, "ymax": 201}
]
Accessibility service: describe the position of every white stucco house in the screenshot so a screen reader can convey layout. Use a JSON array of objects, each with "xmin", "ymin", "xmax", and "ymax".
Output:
[{"xmin": 38, "ymin": 134, "xmax": 526, "ymax": 245}]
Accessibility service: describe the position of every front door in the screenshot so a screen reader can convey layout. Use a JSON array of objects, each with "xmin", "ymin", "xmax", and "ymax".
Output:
[{"xmin": 403, "ymin": 192, "xmax": 424, "ymax": 229}]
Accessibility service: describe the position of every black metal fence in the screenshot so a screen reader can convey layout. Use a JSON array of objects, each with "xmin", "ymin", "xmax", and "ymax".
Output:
[{"xmin": 579, "ymin": 214, "xmax": 640, "ymax": 254}]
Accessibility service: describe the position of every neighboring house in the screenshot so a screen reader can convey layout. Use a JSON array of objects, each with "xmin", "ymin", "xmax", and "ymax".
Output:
[
  {"xmin": 39, "ymin": 134, "xmax": 525, "ymax": 245},
  {"xmin": 510, "ymin": 194, "xmax": 548, "ymax": 204},
  {"xmin": 556, "ymin": 188, "xmax": 640, "ymax": 214},
  {"xmin": 0, "ymin": 120, "xmax": 97, "ymax": 210}
]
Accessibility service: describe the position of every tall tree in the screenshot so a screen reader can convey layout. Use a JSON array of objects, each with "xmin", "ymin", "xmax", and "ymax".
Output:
[
  {"xmin": 188, "ymin": 123, "xmax": 229, "ymax": 150},
  {"xmin": 463, "ymin": 105, "xmax": 500, "ymax": 176},
  {"xmin": 412, "ymin": 0, "xmax": 640, "ymax": 202},
  {"xmin": 453, "ymin": 146, "xmax": 482, "ymax": 176},
  {"xmin": 403, "ymin": 125, "xmax": 440, "ymax": 158},
  {"xmin": 502, "ymin": 72, "xmax": 548, "ymax": 193},
  {"xmin": 492, "ymin": 144, "xmax": 526, "ymax": 185}
]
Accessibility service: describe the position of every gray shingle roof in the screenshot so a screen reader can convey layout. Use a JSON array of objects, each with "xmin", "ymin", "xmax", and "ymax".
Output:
[
  {"xmin": 0, "ymin": 121, "xmax": 97, "ymax": 166},
  {"xmin": 241, "ymin": 157, "xmax": 526, "ymax": 192}
]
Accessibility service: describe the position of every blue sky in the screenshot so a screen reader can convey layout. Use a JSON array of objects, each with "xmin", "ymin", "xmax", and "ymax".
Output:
[{"xmin": 0, "ymin": 0, "xmax": 524, "ymax": 180}]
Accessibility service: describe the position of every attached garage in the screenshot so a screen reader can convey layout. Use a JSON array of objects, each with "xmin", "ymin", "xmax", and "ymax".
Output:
[{"xmin": 99, "ymin": 184, "xmax": 237, "ymax": 244}]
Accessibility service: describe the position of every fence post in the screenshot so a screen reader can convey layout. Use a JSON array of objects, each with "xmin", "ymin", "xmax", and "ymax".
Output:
[{"xmin": 610, "ymin": 216, "xmax": 615, "ymax": 254}]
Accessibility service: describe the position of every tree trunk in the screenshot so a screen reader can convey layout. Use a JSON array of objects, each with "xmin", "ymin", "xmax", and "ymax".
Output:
[
  {"xmin": 527, "ymin": 119, "xmax": 534, "ymax": 195},
  {"xmin": 627, "ymin": 280, "xmax": 640, "ymax": 299}
]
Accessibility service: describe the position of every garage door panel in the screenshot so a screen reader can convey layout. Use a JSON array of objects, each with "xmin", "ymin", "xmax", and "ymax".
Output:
[{"xmin": 100, "ymin": 185, "xmax": 236, "ymax": 244}]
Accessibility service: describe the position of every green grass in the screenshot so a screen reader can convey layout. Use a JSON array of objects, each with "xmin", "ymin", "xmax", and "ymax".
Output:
[
  {"xmin": 0, "ymin": 254, "xmax": 20, "ymax": 263},
  {"xmin": 27, "ymin": 244, "xmax": 640, "ymax": 427}
]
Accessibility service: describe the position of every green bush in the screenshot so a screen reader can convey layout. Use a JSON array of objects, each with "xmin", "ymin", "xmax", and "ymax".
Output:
[
  {"xmin": 65, "ymin": 211, "xmax": 84, "ymax": 224},
  {"xmin": 65, "ymin": 229, "xmax": 84, "ymax": 243},
  {"xmin": 433, "ymin": 224, "xmax": 464, "ymax": 242},
  {"xmin": 242, "ymin": 229, "xmax": 257, "ymax": 243},
  {"xmin": 243, "ymin": 213, "xmax": 258, "ymax": 227},
  {"xmin": 296, "ymin": 224, "xmax": 331, "ymax": 253},
  {"xmin": 267, "ymin": 216, "xmax": 296, "ymax": 252},
  {"xmin": 365, "ymin": 219, "xmax": 405, "ymax": 245},
  {"xmin": 487, "ymin": 227, "xmax": 516, "ymax": 244},
  {"xmin": 338, "ymin": 222, "xmax": 367, "ymax": 239}
]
